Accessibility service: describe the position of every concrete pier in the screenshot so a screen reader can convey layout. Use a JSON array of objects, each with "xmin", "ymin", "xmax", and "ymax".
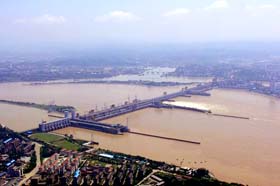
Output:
[{"xmin": 129, "ymin": 131, "xmax": 201, "ymax": 145}]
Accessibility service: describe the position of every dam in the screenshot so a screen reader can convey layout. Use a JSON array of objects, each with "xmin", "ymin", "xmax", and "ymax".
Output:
[
  {"xmin": 38, "ymin": 83, "xmax": 213, "ymax": 135},
  {"xmin": 82, "ymin": 83, "xmax": 213, "ymax": 121}
]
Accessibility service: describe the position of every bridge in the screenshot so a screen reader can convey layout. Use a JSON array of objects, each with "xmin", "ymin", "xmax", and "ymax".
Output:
[{"xmin": 82, "ymin": 83, "xmax": 213, "ymax": 121}]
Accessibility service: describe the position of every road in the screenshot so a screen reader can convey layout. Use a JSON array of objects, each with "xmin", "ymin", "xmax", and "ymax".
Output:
[
  {"xmin": 19, "ymin": 142, "xmax": 42, "ymax": 186},
  {"xmin": 136, "ymin": 169, "xmax": 159, "ymax": 186}
]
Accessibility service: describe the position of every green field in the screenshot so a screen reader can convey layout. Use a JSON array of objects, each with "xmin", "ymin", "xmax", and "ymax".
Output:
[
  {"xmin": 30, "ymin": 133, "xmax": 63, "ymax": 143},
  {"xmin": 54, "ymin": 140, "xmax": 80, "ymax": 151},
  {"xmin": 31, "ymin": 133, "xmax": 81, "ymax": 151}
]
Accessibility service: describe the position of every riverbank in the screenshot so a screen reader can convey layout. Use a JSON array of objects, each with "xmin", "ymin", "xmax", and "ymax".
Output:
[
  {"xmin": 29, "ymin": 79, "xmax": 195, "ymax": 87},
  {"xmin": 216, "ymin": 87, "xmax": 280, "ymax": 99}
]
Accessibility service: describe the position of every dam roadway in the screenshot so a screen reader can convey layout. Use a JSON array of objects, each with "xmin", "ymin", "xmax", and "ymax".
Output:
[{"xmin": 83, "ymin": 83, "xmax": 213, "ymax": 121}]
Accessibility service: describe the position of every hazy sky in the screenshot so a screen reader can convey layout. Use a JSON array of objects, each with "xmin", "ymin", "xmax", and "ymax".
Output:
[{"xmin": 1, "ymin": 0, "xmax": 280, "ymax": 47}]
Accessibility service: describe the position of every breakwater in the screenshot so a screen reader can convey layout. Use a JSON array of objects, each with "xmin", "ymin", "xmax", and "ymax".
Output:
[
  {"xmin": 129, "ymin": 131, "xmax": 200, "ymax": 145},
  {"xmin": 0, "ymin": 99, "xmax": 75, "ymax": 113},
  {"xmin": 48, "ymin": 114, "xmax": 64, "ymax": 119},
  {"xmin": 212, "ymin": 113, "xmax": 249, "ymax": 120}
]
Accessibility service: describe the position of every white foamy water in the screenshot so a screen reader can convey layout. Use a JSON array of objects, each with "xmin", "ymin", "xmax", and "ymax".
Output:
[{"xmin": 162, "ymin": 100, "xmax": 210, "ymax": 112}]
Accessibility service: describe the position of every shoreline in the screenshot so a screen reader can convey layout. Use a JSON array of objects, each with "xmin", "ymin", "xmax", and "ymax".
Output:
[
  {"xmin": 28, "ymin": 80, "xmax": 195, "ymax": 87},
  {"xmin": 215, "ymin": 87, "xmax": 280, "ymax": 100}
]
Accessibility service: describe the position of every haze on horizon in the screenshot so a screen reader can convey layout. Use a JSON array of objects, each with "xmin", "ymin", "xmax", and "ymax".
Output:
[{"xmin": 1, "ymin": 0, "xmax": 280, "ymax": 50}]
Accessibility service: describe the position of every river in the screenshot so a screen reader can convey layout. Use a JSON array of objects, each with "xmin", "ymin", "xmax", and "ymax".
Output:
[{"xmin": 0, "ymin": 81, "xmax": 279, "ymax": 186}]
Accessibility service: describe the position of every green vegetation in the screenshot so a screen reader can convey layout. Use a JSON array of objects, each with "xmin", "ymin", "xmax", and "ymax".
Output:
[
  {"xmin": 53, "ymin": 140, "xmax": 80, "ymax": 151},
  {"xmin": 23, "ymin": 152, "xmax": 37, "ymax": 174},
  {"xmin": 30, "ymin": 132, "xmax": 85, "ymax": 151},
  {"xmin": 90, "ymin": 160, "xmax": 109, "ymax": 167},
  {"xmin": 30, "ymin": 133, "xmax": 63, "ymax": 143},
  {"xmin": 0, "ymin": 99, "xmax": 75, "ymax": 113},
  {"xmin": 96, "ymin": 149, "xmax": 167, "ymax": 169},
  {"xmin": 40, "ymin": 144, "xmax": 59, "ymax": 163}
]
